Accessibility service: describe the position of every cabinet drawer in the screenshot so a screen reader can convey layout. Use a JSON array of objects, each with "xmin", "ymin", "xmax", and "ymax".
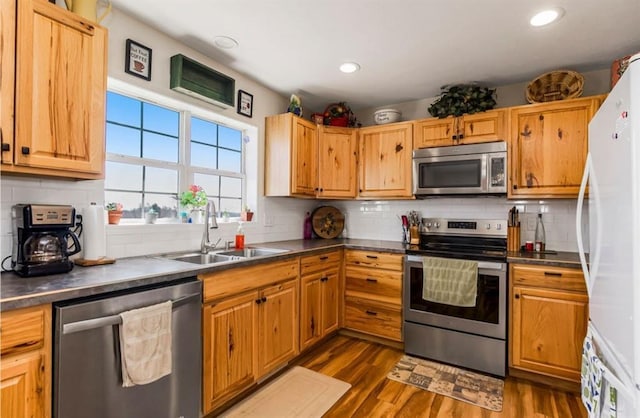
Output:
[
  {"xmin": 345, "ymin": 266, "xmax": 402, "ymax": 305},
  {"xmin": 345, "ymin": 250, "xmax": 403, "ymax": 271},
  {"xmin": 344, "ymin": 296, "xmax": 402, "ymax": 341},
  {"xmin": 1, "ymin": 306, "xmax": 46, "ymax": 356},
  {"xmin": 510, "ymin": 264, "xmax": 586, "ymax": 292},
  {"xmin": 201, "ymin": 259, "xmax": 299, "ymax": 302},
  {"xmin": 300, "ymin": 250, "xmax": 341, "ymax": 276}
]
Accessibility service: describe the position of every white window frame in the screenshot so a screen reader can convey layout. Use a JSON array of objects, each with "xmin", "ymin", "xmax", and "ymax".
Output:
[{"xmin": 105, "ymin": 78, "xmax": 249, "ymax": 224}]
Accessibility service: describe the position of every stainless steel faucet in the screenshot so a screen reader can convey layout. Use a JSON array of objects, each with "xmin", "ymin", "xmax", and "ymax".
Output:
[{"xmin": 201, "ymin": 200, "xmax": 220, "ymax": 254}]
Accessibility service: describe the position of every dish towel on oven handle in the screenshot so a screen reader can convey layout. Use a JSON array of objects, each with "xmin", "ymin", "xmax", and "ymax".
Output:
[
  {"xmin": 119, "ymin": 300, "xmax": 172, "ymax": 387},
  {"xmin": 581, "ymin": 329, "xmax": 618, "ymax": 418},
  {"xmin": 421, "ymin": 256, "xmax": 478, "ymax": 307}
]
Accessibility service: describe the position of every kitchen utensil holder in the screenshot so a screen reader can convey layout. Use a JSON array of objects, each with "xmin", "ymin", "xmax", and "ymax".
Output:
[
  {"xmin": 507, "ymin": 226, "xmax": 521, "ymax": 252},
  {"xmin": 409, "ymin": 225, "xmax": 420, "ymax": 245}
]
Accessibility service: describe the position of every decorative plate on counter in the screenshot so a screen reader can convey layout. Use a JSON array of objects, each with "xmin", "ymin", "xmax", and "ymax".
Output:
[{"xmin": 311, "ymin": 206, "xmax": 344, "ymax": 239}]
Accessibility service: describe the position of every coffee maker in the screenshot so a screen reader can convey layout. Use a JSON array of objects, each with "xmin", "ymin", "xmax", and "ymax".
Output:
[{"xmin": 12, "ymin": 204, "xmax": 82, "ymax": 277}]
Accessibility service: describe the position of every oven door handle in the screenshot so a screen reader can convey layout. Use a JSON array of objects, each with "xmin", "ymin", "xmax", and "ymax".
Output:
[{"xmin": 406, "ymin": 255, "xmax": 504, "ymax": 271}]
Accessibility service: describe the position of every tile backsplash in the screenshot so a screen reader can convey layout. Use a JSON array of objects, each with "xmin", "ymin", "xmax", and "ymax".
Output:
[{"xmin": 1, "ymin": 176, "xmax": 589, "ymax": 262}]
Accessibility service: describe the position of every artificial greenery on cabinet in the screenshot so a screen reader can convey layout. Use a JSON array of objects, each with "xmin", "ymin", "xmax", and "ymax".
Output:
[{"xmin": 428, "ymin": 84, "xmax": 496, "ymax": 118}]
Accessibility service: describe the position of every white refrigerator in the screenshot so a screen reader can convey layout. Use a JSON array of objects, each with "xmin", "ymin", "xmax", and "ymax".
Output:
[{"xmin": 576, "ymin": 52, "xmax": 640, "ymax": 417}]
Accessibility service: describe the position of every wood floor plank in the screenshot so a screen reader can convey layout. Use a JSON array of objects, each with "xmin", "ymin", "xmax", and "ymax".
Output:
[{"xmin": 296, "ymin": 335, "xmax": 586, "ymax": 418}]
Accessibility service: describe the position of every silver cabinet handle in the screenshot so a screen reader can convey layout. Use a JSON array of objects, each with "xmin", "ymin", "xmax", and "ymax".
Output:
[{"xmin": 62, "ymin": 292, "xmax": 201, "ymax": 335}]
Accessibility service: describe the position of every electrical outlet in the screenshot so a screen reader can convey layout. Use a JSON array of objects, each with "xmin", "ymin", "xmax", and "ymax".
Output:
[{"xmin": 264, "ymin": 214, "xmax": 274, "ymax": 227}]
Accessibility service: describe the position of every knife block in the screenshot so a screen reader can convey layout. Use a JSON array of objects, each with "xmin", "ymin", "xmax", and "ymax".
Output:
[{"xmin": 507, "ymin": 226, "xmax": 521, "ymax": 252}]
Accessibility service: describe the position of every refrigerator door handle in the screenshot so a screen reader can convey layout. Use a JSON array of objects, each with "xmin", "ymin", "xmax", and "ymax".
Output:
[{"xmin": 576, "ymin": 153, "xmax": 592, "ymax": 297}]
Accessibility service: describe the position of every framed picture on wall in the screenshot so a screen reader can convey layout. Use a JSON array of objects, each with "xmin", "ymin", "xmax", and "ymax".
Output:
[
  {"xmin": 125, "ymin": 39, "xmax": 152, "ymax": 81},
  {"xmin": 237, "ymin": 90, "xmax": 253, "ymax": 118}
]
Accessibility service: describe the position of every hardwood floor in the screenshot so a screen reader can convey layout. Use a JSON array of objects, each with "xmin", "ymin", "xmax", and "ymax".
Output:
[{"xmin": 295, "ymin": 335, "xmax": 586, "ymax": 418}]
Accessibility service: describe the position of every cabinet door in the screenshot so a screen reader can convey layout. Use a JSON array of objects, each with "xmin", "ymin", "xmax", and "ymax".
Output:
[
  {"xmin": 0, "ymin": 352, "xmax": 45, "ymax": 418},
  {"xmin": 0, "ymin": 0, "xmax": 15, "ymax": 165},
  {"xmin": 291, "ymin": 117, "xmax": 317, "ymax": 196},
  {"xmin": 510, "ymin": 285, "xmax": 588, "ymax": 382},
  {"xmin": 14, "ymin": 0, "xmax": 106, "ymax": 175},
  {"xmin": 317, "ymin": 126, "xmax": 358, "ymax": 198},
  {"xmin": 321, "ymin": 268, "xmax": 340, "ymax": 335},
  {"xmin": 257, "ymin": 280, "xmax": 298, "ymax": 378},
  {"xmin": 300, "ymin": 274, "xmax": 322, "ymax": 351},
  {"xmin": 359, "ymin": 122, "xmax": 413, "ymax": 198},
  {"xmin": 413, "ymin": 117, "xmax": 455, "ymax": 149},
  {"xmin": 203, "ymin": 292, "xmax": 258, "ymax": 413},
  {"xmin": 509, "ymin": 97, "xmax": 600, "ymax": 198},
  {"xmin": 459, "ymin": 110, "xmax": 505, "ymax": 145}
]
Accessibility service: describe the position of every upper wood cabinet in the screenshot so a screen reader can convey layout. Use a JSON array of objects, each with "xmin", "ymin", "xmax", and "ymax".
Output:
[
  {"xmin": 508, "ymin": 95, "xmax": 604, "ymax": 198},
  {"xmin": 265, "ymin": 113, "xmax": 317, "ymax": 197},
  {"xmin": 2, "ymin": 0, "xmax": 107, "ymax": 179},
  {"xmin": 265, "ymin": 114, "xmax": 358, "ymax": 198},
  {"xmin": 358, "ymin": 122, "xmax": 413, "ymax": 198},
  {"xmin": 0, "ymin": 0, "xmax": 16, "ymax": 166},
  {"xmin": 509, "ymin": 264, "xmax": 588, "ymax": 384},
  {"xmin": 413, "ymin": 109, "xmax": 506, "ymax": 149},
  {"xmin": 317, "ymin": 126, "xmax": 358, "ymax": 198}
]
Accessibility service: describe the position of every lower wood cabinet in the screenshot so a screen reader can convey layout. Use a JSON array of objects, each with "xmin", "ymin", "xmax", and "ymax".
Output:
[
  {"xmin": 200, "ymin": 260, "xmax": 299, "ymax": 414},
  {"xmin": 344, "ymin": 250, "xmax": 403, "ymax": 342},
  {"xmin": 299, "ymin": 251, "xmax": 341, "ymax": 351},
  {"xmin": 0, "ymin": 304, "xmax": 51, "ymax": 418},
  {"xmin": 509, "ymin": 263, "xmax": 588, "ymax": 384}
]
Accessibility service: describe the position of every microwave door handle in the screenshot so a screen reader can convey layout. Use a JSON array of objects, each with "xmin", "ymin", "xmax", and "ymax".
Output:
[{"xmin": 481, "ymin": 154, "xmax": 488, "ymax": 192}]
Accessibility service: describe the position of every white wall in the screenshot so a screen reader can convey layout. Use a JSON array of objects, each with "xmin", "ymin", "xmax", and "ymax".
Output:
[{"xmin": 356, "ymin": 68, "xmax": 610, "ymax": 126}]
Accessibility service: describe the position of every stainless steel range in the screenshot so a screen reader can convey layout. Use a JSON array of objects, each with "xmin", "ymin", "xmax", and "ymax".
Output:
[{"xmin": 404, "ymin": 217, "xmax": 508, "ymax": 376}]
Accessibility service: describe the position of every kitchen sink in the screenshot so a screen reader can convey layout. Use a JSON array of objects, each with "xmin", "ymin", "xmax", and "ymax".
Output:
[
  {"xmin": 161, "ymin": 247, "xmax": 289, "ymax": 265},
  {"xmin": 216, "ymin": 247, "xmax": 289, "ymax": 258}
]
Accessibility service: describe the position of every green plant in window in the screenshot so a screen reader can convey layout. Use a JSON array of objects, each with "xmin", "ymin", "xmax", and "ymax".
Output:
[{"xmin": 179, "ymin": 184, "xmax": 207, "ymax": 210}]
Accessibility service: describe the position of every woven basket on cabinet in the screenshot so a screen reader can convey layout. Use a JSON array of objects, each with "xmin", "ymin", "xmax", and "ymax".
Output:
[{"xmin": 525, "ymin": 70, "xmax": 584, "ymax": 103}]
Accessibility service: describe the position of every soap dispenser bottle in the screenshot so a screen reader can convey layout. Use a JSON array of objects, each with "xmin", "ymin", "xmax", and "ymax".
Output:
[{"xmin": 235, "ymin": 223, "xmax": 245, "ymax": 250}]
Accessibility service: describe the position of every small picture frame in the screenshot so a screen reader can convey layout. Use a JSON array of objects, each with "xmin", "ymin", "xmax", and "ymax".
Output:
[
  {"xmin": 125, "ymin": 39, "xmax": 152, "ymax": 81},
  {"xmin": 237, "ymin": 89, "xmax": 253, "ymax": 118}
]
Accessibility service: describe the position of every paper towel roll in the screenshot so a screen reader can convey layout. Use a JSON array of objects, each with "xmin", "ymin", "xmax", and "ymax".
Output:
[{"xmin": 83, "ymin": 203, "xmax": 106, "ymax": 260}]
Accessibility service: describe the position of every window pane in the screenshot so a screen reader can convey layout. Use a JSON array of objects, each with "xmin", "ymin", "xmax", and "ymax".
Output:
[
  {"xmin": 194, "ymin": 173, "xmax": 220, "ymax": 196},
  {"xmin": 105, "ymin": 162, "xmax": 142, "ymax": 190},
  {"xmin": 191, "ymin": 143, "xmax": 217, "ymax": 169},
  {"xmin": 105, "ymin": 191, "xmax": 142, "ymax": 218},
  {"xmin": 220, "ymin": 198, "xmax": 241, "ymax": 217},
  {"xmin": 144, "ymin": 194, "xmax": 178, "ymax": 219},
  {"xmin": 145, "ymin": 167, "xmax": 178, "ymax": 193},
  {"xmin": 218, "ymin": 149, "xmax": 241, "ymax": 172},
  {"xmin": 106, "ymin": 123, "xmax": 141, "ymax": 157},
  {"xmin": 142, "ymin": 132, "xmax": 178, "ymax": 163},
  {"xmin": 219, "ymin": 126, "xmax": 242, "ymax": 150},
  {"xmin": 220, "ymin": 176, "xmax": 241, "ymax": 198},
  {"xmin": 107, "ymin": 92, "xmax": 140, "ymax": 127},
  {"xmin": 143, "ymin": 103, "xmax": 179, "ymax": 136},
  {"xmin": 191, "ymin": 117, "xmax": 217, "ymax": 145}
]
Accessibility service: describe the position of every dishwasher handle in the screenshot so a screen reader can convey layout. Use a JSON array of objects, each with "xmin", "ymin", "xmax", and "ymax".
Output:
[{"xmin": 62, "ymin": 292, "xmax": 201, "ymax": 335}]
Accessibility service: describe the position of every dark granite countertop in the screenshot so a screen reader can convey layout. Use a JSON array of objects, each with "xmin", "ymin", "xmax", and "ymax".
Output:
[
  {"xmin": 507, "ymin": 250, "xmax": 585, "ymax": 269},
  {"xmin": 1, "ymin": 238, "xmax": 583, "ymax": 311},
  {"xmin": 0, "ymin": 239, "xmax": 406, "ymax": 311}
]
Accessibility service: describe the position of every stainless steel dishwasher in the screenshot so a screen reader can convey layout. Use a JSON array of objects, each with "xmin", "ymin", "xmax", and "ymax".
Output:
[{"xmin": 53, "ymin": 278, "xmax": 202, "ymax": 418}]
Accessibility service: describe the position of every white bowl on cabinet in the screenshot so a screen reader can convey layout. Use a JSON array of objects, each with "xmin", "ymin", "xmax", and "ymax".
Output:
[{"xmin": 373, "ymin": 109, "xmax": 401, "ymax": 124}]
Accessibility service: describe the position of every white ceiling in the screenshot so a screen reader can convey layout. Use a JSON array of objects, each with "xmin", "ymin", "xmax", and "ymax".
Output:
[{"xmin": 110, "ymin": 0, "xmax": 640, "ymax": 112}]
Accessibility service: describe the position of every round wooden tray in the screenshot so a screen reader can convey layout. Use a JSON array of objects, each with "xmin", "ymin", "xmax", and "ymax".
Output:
[{"xmin": 311, "ymin": 206, "xmax": 344, "ymax": 239}]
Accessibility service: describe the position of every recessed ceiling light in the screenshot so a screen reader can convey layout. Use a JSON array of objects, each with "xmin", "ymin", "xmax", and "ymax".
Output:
[
  {"xmin": 213, "ymin": 36, "xmax": 238, "ymax": 49},
  {"xmin": 530, "ymin": 8, "xmax": 564, "ymax": 27},
  {"xmin": 339, "ymin": 62, "xmax": 360, "ymax": 73}
]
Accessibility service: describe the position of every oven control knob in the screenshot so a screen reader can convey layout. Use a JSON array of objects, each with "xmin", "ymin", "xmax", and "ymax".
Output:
[
  {"xmin": 425, "ymin": 222, "xmax": 432, "ymax": 228},
  {"xmin": 496, "ymin": 224, "xmax": 502, "ymax": 230},
  {"xmin": 434, "ymin": 222, "xmax": 440, "ymax": 228},
  {"xmin": 485, "ymin": 223, "xmax": 491, "ymax": 230}
]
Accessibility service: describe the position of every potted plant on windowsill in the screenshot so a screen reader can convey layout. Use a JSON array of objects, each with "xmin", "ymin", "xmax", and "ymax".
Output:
[
  {"xmin": 241, "ymin": 205, "xmax": 254, "ymax": 222},
  {"xmin": 179, "ymin": 184, "xmax": 208, "ymax": 223},
  {"xmin": 106, "ymin": 202, "xmax": 123, "ymax": 225}
]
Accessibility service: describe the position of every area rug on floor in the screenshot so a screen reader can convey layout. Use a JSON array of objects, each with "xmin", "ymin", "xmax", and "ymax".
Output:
[
  {"xmin": 220, "ymin": 366, "xmax": 351, "ymax": 418},
  {"xmin": 387, "ymin": 354, "xmax": 504, "ymax": 412}
]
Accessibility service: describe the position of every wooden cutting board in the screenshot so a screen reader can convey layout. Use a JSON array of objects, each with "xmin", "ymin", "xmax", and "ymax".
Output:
[{"xmin": 311, "ymin": 206, "xmax": 345, "ymax": 239}]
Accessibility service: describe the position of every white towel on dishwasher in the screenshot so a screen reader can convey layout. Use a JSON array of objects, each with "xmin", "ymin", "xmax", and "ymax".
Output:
[{"xmin": 119, "ymin": 300, "xmax": 172, "ymax": 387}]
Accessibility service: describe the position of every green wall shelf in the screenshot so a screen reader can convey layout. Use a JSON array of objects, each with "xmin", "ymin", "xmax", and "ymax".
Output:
[{"xmin": 170, "ymin": 54, "xmax": 235, "ymax": 108}]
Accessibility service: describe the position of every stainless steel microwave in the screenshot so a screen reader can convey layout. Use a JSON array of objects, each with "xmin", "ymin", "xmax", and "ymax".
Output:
[{"xmin": 413, "ymin": 141, "xmax": 507, "ymax": 196}]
